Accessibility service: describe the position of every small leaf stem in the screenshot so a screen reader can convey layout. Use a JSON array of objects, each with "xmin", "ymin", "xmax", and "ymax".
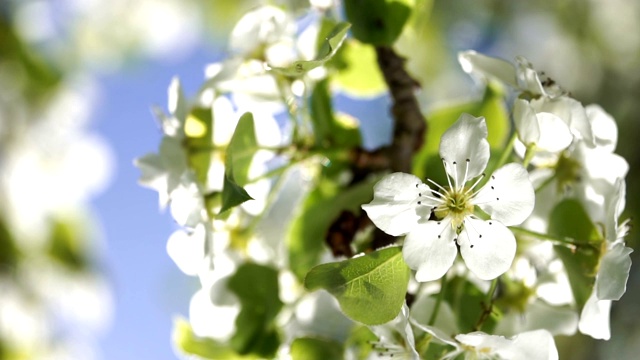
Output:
[
  {"xmin": 493, "ymin": 132, "xmax": 517, "ymax": 171},
  {"xmin": 522, "ymin": 144, "xmax": 537, "ymax": 168},
  {"xmin": 473, "ymin": 277, "xmax": 498, "ymax": 331},
  {"xmin": 534, "ymin": 171, "xmax": 557, "ymax": 193},
  {"xmin": 427, "ymin": 276, "xmax": 447, "ymax": 326},
  {"xmin": 509, "ymin": 226, "xmax": 599, "ymax": 252}
]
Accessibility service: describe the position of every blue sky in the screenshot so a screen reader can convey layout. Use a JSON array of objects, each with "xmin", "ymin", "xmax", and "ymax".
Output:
[{"xmin": 91, "ymin": 49, "xmax": 221, "ymax": 360}]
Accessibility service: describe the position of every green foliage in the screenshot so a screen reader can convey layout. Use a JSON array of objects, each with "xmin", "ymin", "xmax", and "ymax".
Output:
[
  {"xmin": 413, "ymin": 84, "xmax": 510, "ymax": 179},
  {"xmin": 443, "ymin": 276, "xmax": 500, "ymax": 333},
  {"xmin": 287, "ymin": 178, "xmax": 374, "ymax": 280},
  {"xmin": 304, "ymin": 247, "xmax": 410, "ymax": 325},
  {"xmin": 332, "ymin": 40, "xmax": 387, "ymax": 97},
  {"xmin": 219, "ymin": 167, "xmax": 254, "ymax": 214},
  {"xmin": 227, "ymin": 263, "xmax": 283, "ymax": 357},
  {"xmin": 344, "ymin": 0, "xmax": 414, "ymax": 46},
  {"xmin": 0, "ymin": 217, "xmax": 19, "ymax": 271},
  {"xmin": 184, "ymin": 107, "xmax": 214, "ymax": 185},
  {"xmin": 219, "ymin": 112, "xmax": 259, "ymax": 214},
  {"xmin": 549, "ymin": 199, "xmax": 601, "ymax": 309},
  {"xmin": 226, "ymin": 112, "xmax": 259, "ymax": 186},
  {"xmin": 0, "ymin": 19, "xmax": 62, "ymax": 104},
  {"xmin": 290, "ymin": 337, "xmax": 345, "ymax": 360},
  {"xmin": 310, "ymin": 79, "xmax": 362, "ymax": 148},
  {"xmin": 48, "ymin": 219, "xmax": 88, "ymax": 271},
  {"xmin": 173, "ymin": 318, "xmax": 255, "ymax": 359},
  {"xmin": 271, "ymin": 22, "xmax": 351, "ymax": 76}
]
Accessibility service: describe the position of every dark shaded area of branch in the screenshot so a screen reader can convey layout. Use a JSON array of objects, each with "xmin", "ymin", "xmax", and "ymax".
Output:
[
  {"xmin": 350, "ymin": 46, "xmax": 427, "ymax": 177},
  {"xmin": 330, "ymin": 46, "xmax": 428, "ymax": 253}
]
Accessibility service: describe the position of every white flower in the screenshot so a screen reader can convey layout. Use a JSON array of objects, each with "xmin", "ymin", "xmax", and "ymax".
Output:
[
  {"xmin": 368, "ymin": 304, "xmax": 420, "ymax": 360},
  {"xmin": 135, "ymin": 77, "xmax": 189, "ymax": 206},
  {"xmin": 513, "ymin": 99, "xmax": 573, "ymax": 153},
  {"xmin": 458, "ymin": 50, "xmax": 564, "ymax": 98},
  {"xmin": 415, "ymin": 323, "xmax": 559, "ymax": 360},
  {"xmin": 459, "ymin": 50, "xmax": 596, "ymax": 147},
  {"xmin": 229, "ymin": 5, "xmax": 296, "ymax": 67},
  {"xmin": 529, "ymin": 95, "xmax": 594, "ymax": 146},
  {"xmin": 362, "ymin": 114, "xmax": 534, "ymax": 281},
  {"xmin": 579, "ymin": 179, "xmax": 632, "ymax": 340}
]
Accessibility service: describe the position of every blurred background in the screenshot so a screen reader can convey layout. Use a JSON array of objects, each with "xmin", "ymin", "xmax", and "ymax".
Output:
[{"xmin": 0, "ymin": 0, "xmax": 638, "ymax": 359}]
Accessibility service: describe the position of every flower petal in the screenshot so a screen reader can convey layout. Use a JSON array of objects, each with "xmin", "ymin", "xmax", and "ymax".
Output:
[
  {"xmin": 475, "ymin": 163, "xmax": 535, "ymax": 226},
  {"xmin": 513, "ymin": 99, "xmax": 541, "ymax": 146},
  {"xmin": 515, "ymin": 56, "xmax": 546, "ymax": 96},
  {"xmin": 586, "ymin": 104, "xmax": 617, "ymax": 152},
  {"xmin": 458, "ymin": 50, "xmax": 518, "ymax": 87},
  {"xmin": 596, "ymin": 242, "xmax": 633, "ymax": 301},
  {"xmin": 454, "ymin": 332, "xmax": 511, "ymax": 352},
  {"xmin": 458, "ymin": 218, "xmax": 516, "ymax": 280},
  {"xmin": 439, "ymin": 114, "xmax": 490, "ymax": 181},
  {"xmin": 495, "ymin": 329, "xmax": 559, "ymax": 360},
  {"xmin": 362, "ymin": 173, "xmax": 434, "ymax": 236},
  {"xmin": 578, "ymin": 292, "xmax": 611, "ymax": 340},
  {"xmin": 605, "ymin": 179, "xmax": 626, "ymax": 244},
  {"xmin": 168, "ymin": 76, "xmax": 188, "ymax": 123},
  {"xmin": 495, "ymin": 299, "xmax": 578, "ymax": 337},
  {"xmin": 403, "ymin": 221, "xmax": 458, "ymax": 282},
  {"xmin": 166, "ymin": 225, "xmax": 206, "ymax": 276},
  {"xmin": 535, "ymin": 112, "xmax": 573, "ymax": 152},
  {"xmin": 531, "ymin": 96, "xmax": 594, "ymax": 146}
]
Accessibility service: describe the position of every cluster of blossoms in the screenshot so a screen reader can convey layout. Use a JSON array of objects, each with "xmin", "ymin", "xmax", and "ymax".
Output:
[
  {"xmin": 361, "ymin": 51, "xmax": 631, "ymax": 357},
  {"xmin": 136, "ymin": 3, "xmax": 346, "ymax": 351},
  {"xmin": 138, "ymin": 2, "xmax": 632, "ymax": 359}
]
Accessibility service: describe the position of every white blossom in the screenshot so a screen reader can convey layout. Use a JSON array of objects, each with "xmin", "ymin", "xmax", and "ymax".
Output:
[
  {"xmin": 458, "ymin": 50, "xmax": 564, "ymax": 98},
  {"xmin": 363, "ymin": 114, "xmax": 534, "ymax": 281},
  {"xmin": 368, "ymin": 304, "xmax": 420, "ymax": 360},
  {"xmin": 579, "ymin": 179, "xmax": 632, "ymax": 340},
  {"xmin": 415, "ymin": 323, "xmax": 559, "ymax": 360}
]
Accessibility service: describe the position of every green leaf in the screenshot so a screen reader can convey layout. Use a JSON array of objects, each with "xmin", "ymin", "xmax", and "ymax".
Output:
[
  {"xmin": 184, "ymin": 107, "xmax": 213, "ymax": 185},
  {"xmin": 271, "ymin": 22, "xmax": 351, "ymax": 76},
  {"xmin": 287, "ymin": 179, "xmax": 374, "ymax": 280},
  {"xmin": 412, "ymin": 84, "xmax": 509, "ymax": 179},
  {"xmin": 304, "ymin": 247, "xmax": 410, "ymax": 325},
  {"xmin": 344, "ymin": 0, "xmax": 413, "ymax": 46},
  {"xmin": 219, "ymin": 167, "xmax": 254, "ymax": 214},
  {"xmin": 173, "ymin": 318, "xmax": 254, "ymax": 359},
  {"xmin": 443, "ymin": 276, "xmax": 501, "ymax": 333},
  {"xmin": 48, "ymin": 219, "xmax": 88, "ymax": 271},
  {"xmin": 290, "ymin": 337, "xmax": 345, "ymax": 360},
  {"xmin": 0, "ymin": 217, "xmax": 20, "ymax": 270},
  {"xmin": 548, "ymin": 199, "xmax": 601, "ymax": 309},
  {"xmin": 310, "ymin": 79, "xmax": 362, "ymax": 148},
  {"xmin": 228, "ymin": 263, "xmax": 283, "ymax": 357},
  {"xmin": 333, "ymin": 40, "xmax": 387, "ymax": 97},
  {"xmin": 226, "ymin": 112, "xmax": 259, "ymax": 186}
]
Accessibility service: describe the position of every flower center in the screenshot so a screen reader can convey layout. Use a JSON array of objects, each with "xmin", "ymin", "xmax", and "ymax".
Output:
[
  {"xmin": 555, "ymin": 152, "xmax": 582, "ymax": 193},
  {"xmin": 434, "ymin": 187, "xmax": 475, "ymax": 230}
]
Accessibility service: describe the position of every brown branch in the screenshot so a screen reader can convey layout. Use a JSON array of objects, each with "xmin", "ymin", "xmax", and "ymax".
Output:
[
  {"xmin": 351, "ymin": 46, "xmax": 427, "ymax": 175},
  {"xmin": 334, "ymin": 46, "xmax": 429, "ymax": 252}
]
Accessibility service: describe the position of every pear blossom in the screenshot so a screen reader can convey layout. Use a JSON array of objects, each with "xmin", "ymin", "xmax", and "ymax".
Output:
[
  {"xmin": 579, "ymin": 179, "xmax": 632, "ymax": 340},
  {"xmin": 135, "ymin": 77, "xmax": 189, "ymax": 207},
  {"xmin": 362, "ymin": 114, "xmax": 534, "ymax": 281},
  {"xmin": 368, "ymin": 304, "xmax": 420, "ymax": 360},
  {"xmin": 458, "ymin": 50, "xmax": 564, "ymax": 99},
  {"xmin": 415, "ymin": 323, "xmax": 559, "ymax": 360},
  {"xmin": 460, "ymin": 50, "xmax": 596, "ymax": 147},
  {"xmin": 513, "ymin": 99, "xmax": 573, "ymax": 154}
]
